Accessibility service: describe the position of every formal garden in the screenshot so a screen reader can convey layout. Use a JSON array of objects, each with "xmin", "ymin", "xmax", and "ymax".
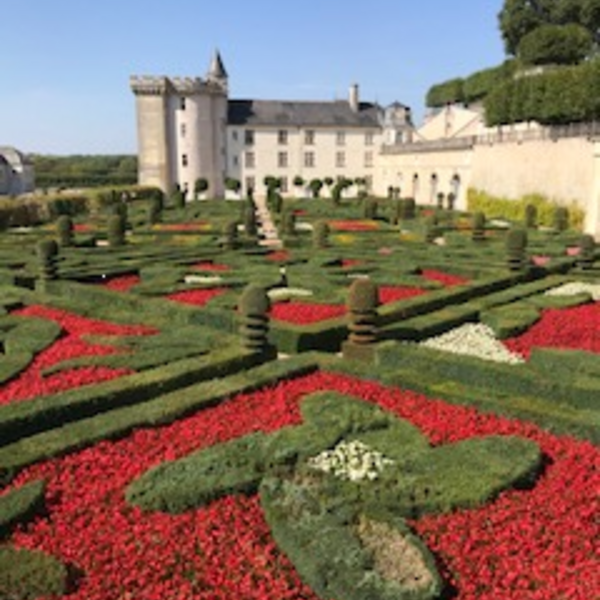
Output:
[{"xmin": 0, "ymin": 185, "xmax": 598, "ymax": 600}]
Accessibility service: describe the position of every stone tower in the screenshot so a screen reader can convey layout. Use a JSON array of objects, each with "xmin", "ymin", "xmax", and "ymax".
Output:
[{"xmin": 130, "ymin": 51, "xmax": 229, "ymax": 198}]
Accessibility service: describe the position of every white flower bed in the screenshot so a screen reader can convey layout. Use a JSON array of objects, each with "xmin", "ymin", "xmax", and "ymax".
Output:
[
  {"xmin": 544, "ymin": 281, "xmax": 600, "ymax": 302},
  {"xmin": 307, "ymin": 440, "xmax": 394, "ymax": 482},
  {"xmin": 419, "ymin": 323, "xmax": 525, "ymax": 364},
  {"xmin": 267, "ymin": 287, "xmax": 313, "ymax": 301},
  {"xmin": 184, "ymin": 275, "xmax": 223, "ymax": 285}
]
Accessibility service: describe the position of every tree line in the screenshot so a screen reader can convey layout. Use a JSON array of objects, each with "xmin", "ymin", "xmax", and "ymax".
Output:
[{"xmin": 32, "ymin": 155, "xmax": 137, "ymax": 189}]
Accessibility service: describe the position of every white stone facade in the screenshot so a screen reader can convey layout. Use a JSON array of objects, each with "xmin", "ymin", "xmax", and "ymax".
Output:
[{"xmin": 0, "ymin": 147, "xmax": 35, "ymax": 196}]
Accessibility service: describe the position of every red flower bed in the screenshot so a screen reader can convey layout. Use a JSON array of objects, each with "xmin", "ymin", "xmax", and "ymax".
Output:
[
  {"xmin": 341, "ymin": 259, "xmax": 364, "ymax": 268},
  {"xmin": 153, "ymin": 222, "xmax": 210, "ymax": 232},
  {"xmin": 329, "ymin": 220, "xmax": 379, "ymax": 231},
  {"xmin": 504, "ymin": 302, "xmax": 600, "ymax": 358},
  {"xmin": 270, "ymin": 302, "xmax": 346, "ymax": 324},
  {"xmin": 100, "ymin": 275, "xmax": 141, "ymax": 292},
  {"xmin": 6, "ymin": 372, "xmax": 598, "ymax": 599},
  {"xmin": 266, "ymin": 250, "xmax": 290, "ymax": 262},
  {"xmin": 191, "ymin": 261, "xmax": 230, "ymax": 272},
  {"xmin": 166, "ymin": 288, "xmax": 227, "ymax": 306},
  {"xmin": 379, "ymin": 285, "xmax": 426, "ymax": 304},
  {"xmin": 73, "ymin": 224, "xmax": 93, "ymax": 232},
  {"xmin": 0, "ymin": 306, "xmax": 156, "ymax": 406},
  {"xmin": 421, "ymin": 269, "xmax": 469, "ymax": 286}
]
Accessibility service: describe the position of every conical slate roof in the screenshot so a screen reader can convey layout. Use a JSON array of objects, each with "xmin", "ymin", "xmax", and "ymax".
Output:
[{"xmin": 207, "ymin": 50, "xmax": 228, "ymax": 81}]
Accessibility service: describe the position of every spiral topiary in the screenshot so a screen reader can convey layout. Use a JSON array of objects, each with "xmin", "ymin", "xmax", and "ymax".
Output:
[
  {"xmin": 346, "ymin": 278, "xmax": 379, "ymax": 346},
  {"xmin": 577, "ymin": 234, "xmax": 596, "ymax": 270},
  {"xmin": 553, "ymin": 206, "xmax": 569, "ymax": 232},
  {"xmin": 471, "ymin": 211, "xmax": 486, "ymax": 242},
  {"xmin": 313, "ymin": 220, "xmax": 330, "ymax": 249},
  {"xmin": 524, "ymin": 204, "xmax": 537, "ymax": 229},
  {"xmin": 107, "ymin": 214, "xmax": 126, "ymax": 247},
  {"xmin": 436, "ymin": 192, "xmax": 445, "ymax": 210},
  {"xmin": 56, "ymin": 215, "xmax": 74, "ymax": 247},
  {"xmin": 238, "ymin": 284, "xmax": 271, "ymax": 353},
  {"xmin": 36, "ymin": 239, "xmax": 59, "ymax": 282},
  {"xmin": 505, "ymin": 227, "xmax": 528, "ymax": 271}
]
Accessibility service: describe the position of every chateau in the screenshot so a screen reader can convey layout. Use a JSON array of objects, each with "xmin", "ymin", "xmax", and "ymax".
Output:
[
  {"xmin": 0, "ymin": 146, "xmax": 35, "ymax": 196},
  {"xmin": 131, "ymin": 52, "xmax": 600, "ymax": 238},
  {"xmin": 130, "ymin": 51, "xmax": 413, "ymax": 199}
]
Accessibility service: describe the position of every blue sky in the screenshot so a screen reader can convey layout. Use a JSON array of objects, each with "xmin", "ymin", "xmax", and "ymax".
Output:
[{"xmin": 1, "ymin": 0, "xmax": 506, "ymax": 155}]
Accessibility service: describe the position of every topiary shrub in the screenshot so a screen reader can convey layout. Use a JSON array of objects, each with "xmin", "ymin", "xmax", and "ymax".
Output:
[
  {"xmin": 344, "ymin": 278, "xmax": 379, "ymax": 359},
  {"xmin": 281, "ymin": 210, "xmax": 296, "ymax": 237},
  {"xmin": 223, "ymin": 220, "xmax": 239, "ymax": 250},
  {"xmin": 436, "ymin": 192, "xmax": 445, "ymax": 210},
  {"xmin": 471, "ymin": 211, "xmax": 486, "ymax": 242},
  {"xmin": 0, "ymin": 480, "xmax": 47, "ymax": 538},
  {"xmin": 506, "ymin": 227, "xmax": 528, "ymax": 271},
  {"xmin": 170, "ymin": 188, "xmax": 185, "ymax": 210},
  {"xmin": 577, "ymin": 234, "xmax": 596, "ymax": 270},
  {"xmin": 147, "ymin": 195, "xmax": 162, "ymax": 224},
  {"xmin": 424, "ymin": 215, "xmax": 440, "ymax": 243},
  {"xmin": 36, "ymin": 239, "xmax": 59, "ymax": 282},
  {"xmin": 399, "ymin": 197, "xmax": 416, "ymax": 220},
  {"xmin": 238, "ymin": 284, "xmax": 271, "ymax": 354},
  {"xmin": 244, "ymin": 204, "xmax": 258, "ymax": 238},
  {"xmin": 363, "ymin": 198, "xmax": 378, "ymax": 220},
  {"xmin": 271, "ymin": 192, "xmax": 283, "ymax": 214},
  {"xmin": 107, "ymin": 214, "xmax": 126, "ymax": 247},
  {"xmin": 553, "ymin": 206, "xmax": 570, "ymax": 232},
  {"xmin": 56, "ymin": 215, "xmax": 74, "ymax": 247},
  {"xmin": 447, "ymin": 193, "xmax": 456, "ymax": 211},
  {"xmin": 313, "ymin": 220, "xmax": 330, "ymax": 249},
  {"xmin": 524, "ymin": 203, "xmax": 537, "ymax": 229}
]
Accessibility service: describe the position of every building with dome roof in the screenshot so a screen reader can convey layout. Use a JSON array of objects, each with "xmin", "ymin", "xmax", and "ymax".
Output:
[{"xmin": 0, "ymin": 147, "xmax": 35, "ymax": 195}]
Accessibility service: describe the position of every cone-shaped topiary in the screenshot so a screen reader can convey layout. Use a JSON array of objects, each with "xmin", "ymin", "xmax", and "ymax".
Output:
[
  {"xmin": 447, "ymin": 192, "xmax": 456, "ymax": 211},
  {"xmin": 171, "ymin": 189, "xmax": 185, "ymax": 210},
  {"xmin": 347, "ymin": 278, "xmax": 379, "ymax": 346},
  {"xmin": 436, "ymin": 192, "xmax": 444, "ymax": 210},
  {"xmin": 56, "ymin": 215, "xmax": 74, "ymax": 247},
  {"xmin": 553, "ymin": 206, "xmax": 569, "ymax": 232},
  {"xmin": 472, "ymin": 211, "xmax": 486, "ymax": 242},
  {"xmin": 36, "ymin": 239, "xmax": 59, "ymax": 281},
  {"xmin": 107, "ymin": 214, "xmax": 126, "ymax": 247},
  {"xmin": 238, "ymin": 284, "xmax": 271, "ymax": 353},
  {"xmin": 400, "ymin": 197, "xmax": 416, "ymax": 220},
  {"xmin": 313, "ymin": 220, "xmax": 330, "ymax": 249},
  {"xmin": 577, "ymin": 234, "xmax": 596, "ymax": 270},
  {"xmin": 506, "ymin": 227, "xmax": 528, "ymax": 271},
  {"xmin": 223, "ymin": 220, "xmax": 239, "ymax": 250},
  {"xmin": 524, "ymin": 204, "xmax": 537, "ymax": 229}
]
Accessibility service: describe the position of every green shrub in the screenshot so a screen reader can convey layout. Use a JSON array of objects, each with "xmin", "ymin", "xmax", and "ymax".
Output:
[
  {"xmin": 238, "ymin": 284, "xmax": 271, "ymax": 353},
  {"xmin": 0, "ymin": 480, "xmax": 46, "ymax": 538},
  {"xmin": 56, "ymin": 215, "xmax": 74, "ymax": 247},
  {"xmin": 553, "ymin": 206, "xmax": 570, "ymax": 232},
  {"xmin": 107, "ymin": 214, "xmax": 126, "ymax": 247},
  {"xmin": 472, "ymin": 211, "xmax": 486, "ymax": 241},
  {"xmin": 577, "ymin": 234, "xmax": 596, "ymax": 269},
  {"xmin": 506, "ymin": 228, "xmax": 528, "ymax": 271},
  {"xmin": 0, "ymin": 546, "xmax": 69, "ymax": 599},
  {"xmin": 518, "ymin": 24, "xmax": 593, "ymax": 66},
  {"xmin": 36, "ymin": 239, "xmax": 59, "ymax": 281},
  {"xmin": 313, "ymin": 220, "xmax": 330, "ymax": 248}
]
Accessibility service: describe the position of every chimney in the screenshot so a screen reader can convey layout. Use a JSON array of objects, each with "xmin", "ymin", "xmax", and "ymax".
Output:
[{"xmin": 349, "ymin": 83, "xmax": 359, "ymax": 112}]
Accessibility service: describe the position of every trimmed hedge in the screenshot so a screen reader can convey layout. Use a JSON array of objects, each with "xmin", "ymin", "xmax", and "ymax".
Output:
[
  {"xmin": 0, "ymin": 545, "xmax": 69, "ymax": 599},
  {"xmin": 0, "ymin": 480, "xmax": 46, "ymax": 538}
]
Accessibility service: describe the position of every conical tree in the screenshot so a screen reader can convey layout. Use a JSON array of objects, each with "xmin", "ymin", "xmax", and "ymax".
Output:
[
  {"xmin": 56, "ymin": 215, "xmax": 74, "ymax": 247},
  {"xmin": 506, "ymin": 228, "xmax": 528, "ymax": 271},
  {"xmin": 36, "ymin": 239, "xmax": 59, "ymax": 290},
  {"xmin": 577, "ymin": 234, "xmax": 596, "ymax": 270},
  {"xmin": 343, "ymin": 278, "xmax": 379, "ymax": 362},
  {"xmin": 238, "ymin": 284, "xmax": 273, "ymax": 354}
]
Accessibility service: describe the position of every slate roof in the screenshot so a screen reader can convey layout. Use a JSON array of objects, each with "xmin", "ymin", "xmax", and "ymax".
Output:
[{"xmin": 228, "ymin": 99, "xmax": 382, "ymax": 128}]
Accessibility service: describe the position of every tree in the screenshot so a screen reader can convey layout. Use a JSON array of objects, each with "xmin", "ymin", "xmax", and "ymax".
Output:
[
  {"xmin": 194, "ymin": 177, "xmax": 209, "ymax": 199},
  {"xmin": 518, "ymin": 23, "xmax": 593, "ymax": 65},
  {"xmin": 499, "ymin": 0, "xmax": 600, "ymax": 56}
]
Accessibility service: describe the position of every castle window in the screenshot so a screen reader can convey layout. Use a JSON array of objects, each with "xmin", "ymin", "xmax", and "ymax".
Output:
[
  {"xmin": 180, "ymin": 97, "xmax": 186, "ymax": 111},
  {"xmin": 232, "ymin": 130, "xmax": 238, "ymax": 142},
  {"xmin": 304, "ymin": 151, "xmax": 315, "ymax": 168},
  {"xmin": 336, "ymin": 131, "xmax": 346, "ymax": 146},
  {"xmin": 245, "ymin": 151, "xmax": 255, "ymax": 169},
  {"xmin": 180, "ymin": 123, "xmax": 187, "ymax": 137},
  {"xmin": 305, "ymin": 130, "xmax": 315, "ymax": 145},
  {"xmin": 278, "ymin": 130, "xmax": 288, "ymax": 145},
  {"xmin": 232, "ymin": 156, "xmax": 239, "ymax": 167},
  {"xmin": 182, "ymin": 154, "xmax": 188, "ymax": 167},
  {"xmin": 336, "ymin": 151, "xmax": 346, "ymax": 168},
  {"xmin": 365, "ymin": 132, "xmax": 374, "ymax": 146},
  {"xmin": 364, "ymin": 151, "xmax": 373, "ymax": 168},
  {"xmin": 280, "ymin": 177, "xmax": 288, "ymax": 193},
  {"xmin": 244, "ymin": 130, "xmax": 254, "ymax": 145},
  {"xmin": 278, "ymin": 152, "xmax": 288, "ymax": 168}
]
